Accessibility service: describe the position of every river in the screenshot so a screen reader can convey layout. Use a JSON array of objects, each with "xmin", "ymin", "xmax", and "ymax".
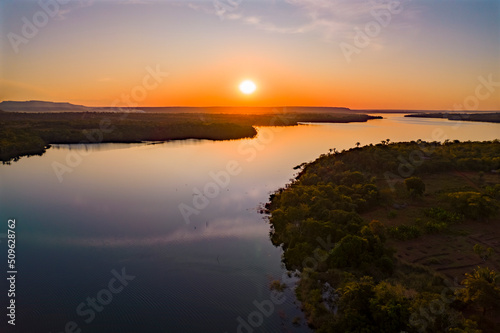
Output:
[{"xmin": 0, "ymin": 114, "xmax": 499, "ymax": 332}]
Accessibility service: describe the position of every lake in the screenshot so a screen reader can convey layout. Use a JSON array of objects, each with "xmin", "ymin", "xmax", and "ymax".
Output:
[{"xmin": 1, "ymin": 114, "xmax": 499, "ymax": 333}]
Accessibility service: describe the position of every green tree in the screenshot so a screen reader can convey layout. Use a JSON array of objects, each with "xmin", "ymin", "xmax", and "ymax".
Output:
[
  {"xmin": 448, "ymin": 192, "xmax": 498, "ymax": 220},
  {"xmin": 329, "ymin": 235, "xmax": 369, "ymax": 268},
  {"xmin": 458, "ymin": 266, "xmax": 500, "ymax": 316},
  {"xmin": 337, "ymin": 276, "xmax": 376, "ymax": 331},
  {"xmin": 368, "ymin": 220, "xmax": 386, "ymax": 241},
  {"xmin": 447, "ymin": 319, "xmax": 482, "ymax": 333},
  {"xmin": 404, "ymin": 176, "xmax": 426, "ymax": 197},
  {"xmin": 369, "ymin": 282, "xmax": 411, "ymax": 332}
]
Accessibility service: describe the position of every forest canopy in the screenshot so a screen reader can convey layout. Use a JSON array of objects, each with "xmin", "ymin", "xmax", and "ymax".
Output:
[{"xmin": 266, "ymin": 140, "xmax": 500, "ymax": 332}]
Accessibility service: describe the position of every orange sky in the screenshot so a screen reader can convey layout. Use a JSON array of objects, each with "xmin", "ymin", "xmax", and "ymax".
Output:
[{"xmin": 1, "ymin": 0, "xmax": 499, "ymax": 110}]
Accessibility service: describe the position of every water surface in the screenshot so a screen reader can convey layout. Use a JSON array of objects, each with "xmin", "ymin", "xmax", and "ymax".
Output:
[{"xmin": 1, "ymin": 114, "xmax": 499, "ymax": 332}]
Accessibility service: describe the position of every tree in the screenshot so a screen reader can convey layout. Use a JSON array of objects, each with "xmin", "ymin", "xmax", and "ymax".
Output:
[
  {"xmin": 329, "ymin": 235, "xmax": 369, "ymax": 268},
  {"xmin": 447, "ymin": 319, "xmax": 482, "ymax": 333},
  {"xmin": 355, "ymin": 142, "xmax": 360, "ymax": 148},
  {"xmin": 369, "ymin": 220, "xmax": 386, "ymax": 240},
  {"xmin": 369, "ymin": 282, "xmax": 411, "ymax": 332},
  {"xmin": 337, "ymin": 276, "xmax": 376, "ymax": 331},
  {"xmin": 448, "ymin": 191, "xmax": 498, "ymax": 220},
  {"xmin": 404, "ymin": 176, "xmax": 425, "ymax": 197},
  {"xmin": 458, "ymin": 266, "xmax": 500, "ymax": 316}
]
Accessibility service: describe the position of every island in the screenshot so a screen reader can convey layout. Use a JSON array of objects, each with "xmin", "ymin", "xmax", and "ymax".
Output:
[
  {"xmin": 405, "ymin": 112, "xmax": 500, "ymax": 123},
  {"xmin": 265, "ymin": 140, "xmax": 500, "ymax": 332}
]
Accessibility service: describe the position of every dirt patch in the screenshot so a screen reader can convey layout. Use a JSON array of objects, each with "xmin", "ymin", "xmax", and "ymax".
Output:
[
  {"xmin": 386, "ymin": 217, "xmax": 500, "ymax": 281},
  {"xmin": 364, "ymin": 171, "xmax": 500, "ymax": 281}
]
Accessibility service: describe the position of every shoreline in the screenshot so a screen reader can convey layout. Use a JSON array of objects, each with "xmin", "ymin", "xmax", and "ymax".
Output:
[
  {"xmin": 405, "ymin": 112, "xmax": 500, "ymax": 123},
  {"xmin": 0, "ymin": 112, "xmax": 381, "ymax": 163}
]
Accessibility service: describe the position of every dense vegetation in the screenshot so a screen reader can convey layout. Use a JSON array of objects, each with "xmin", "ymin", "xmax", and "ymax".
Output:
[
  {"xmin": 0, "ymin": 111, "xmax": 380, "ymax": 163},
  {"xmin": 266, "ymin": 141, "xmax": 500, "ymax": 332}
]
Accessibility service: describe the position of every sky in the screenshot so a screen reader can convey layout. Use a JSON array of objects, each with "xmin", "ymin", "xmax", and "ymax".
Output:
[{"xmin": 0, "ymin": 0, "xmax": 499, "ymax": 110}]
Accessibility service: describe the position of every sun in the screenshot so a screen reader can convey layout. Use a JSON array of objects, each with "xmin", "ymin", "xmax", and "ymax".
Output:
[{"xmin": 239, "ymin": 80, "xmax": 257, "ymax": 95}]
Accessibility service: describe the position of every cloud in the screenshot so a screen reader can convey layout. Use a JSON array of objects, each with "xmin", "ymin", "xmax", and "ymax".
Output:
[
  {"xmin": 52, "ymin": 0, "xmax": 159, "ymax": 20},
  {"xmin": 186, "ymin": 0, "xmax": 419, "ymax": 45},
  {"xmin": 50, "ymin": 0, "xmax": 96, "ymax": 21},
  {"xmin": 31, "ymin": 216, "xmax": 268, "ymax": 248},
  {"xmin": 120, "ymin": 0, "xmax": 158, "ymax": 4}
]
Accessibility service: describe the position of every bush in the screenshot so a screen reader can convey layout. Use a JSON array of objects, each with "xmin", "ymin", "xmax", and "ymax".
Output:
[
  {"xmin": 329, "ymin": 235, "xmax": 369, "ymax": 268},
  {"xmin": 424, "ymin": 207, "xmax": 464, "ymax": 224},
  {"xmin": 387, "ymin": 210, "xmax": 398, "ymax": 219},
  {"xmin": 377, "ymin": 255, "xmax": 395, "ymax": 275},
  {"xmin": 448, "ymin": 192, "xmax": 498, "ymax": 220},
  {"xmin": 388, "ymin": 224, "xmax": 422, "ymax": 240},
  {"xmin": 424, "ymin": 221, "xmax": 448, "ymax": 233},
  {"xmin": 404, "ymin": 177, "xmax": 425, "ymax": 197},
  {"xmin": 485, "ymin": 184, "xmax": 500, "ymax": 199}
]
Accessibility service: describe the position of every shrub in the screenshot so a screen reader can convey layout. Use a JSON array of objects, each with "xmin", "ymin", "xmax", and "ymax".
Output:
[
  {"xmin": 388, "ymin": 224, "xmax": 422, "ymax": 240},
  {"xmin": 448, "ymin": 192, "xmax": 498, "ymax": 220},
  {"xmin": 329, "ymin": 235, "xmax": 369, "ymax": 268},
  {"xmin": 424, "ymin": 221, "xmax": 448, "ymax": 233},
  {"xmin": 485, "ymin": 184, "xmax": 500, "ymax": 199},
  {"xmin": 424, "ymin": 207, "xmax": 464, "ymax": 224},
  {"xmin": 404, "ymin": 177, "xmax": 426, "ymax": 197},
  {"xmin": 387, "ymin": 210, "xmax": 398, "ymax": 219}
]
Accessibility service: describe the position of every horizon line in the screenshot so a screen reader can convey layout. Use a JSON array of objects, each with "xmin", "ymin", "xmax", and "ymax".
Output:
[{"xmin": 1, "ymin": 100, "xmax": 499, "ymax": 112}]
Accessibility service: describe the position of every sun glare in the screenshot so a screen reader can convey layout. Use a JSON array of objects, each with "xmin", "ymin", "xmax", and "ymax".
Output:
[{"xmin": 239, "ymin": 80, "xmax": 257, "ymax": 95}]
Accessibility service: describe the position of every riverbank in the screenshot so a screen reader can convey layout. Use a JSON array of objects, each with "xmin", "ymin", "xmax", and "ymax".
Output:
[
  {"xmin": 266, "ymin": 141, "xmax": 500, "ymax": 332},
  {"xmin": 405, "ymin": 112, "xmax": 500, "ymax": 123},
  {"xmin": 0, "ymin": 111, "xmax": 381, "ymax": 163}
]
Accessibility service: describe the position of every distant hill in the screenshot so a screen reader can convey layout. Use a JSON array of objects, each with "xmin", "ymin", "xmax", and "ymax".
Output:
[{"xmin": 0, "ymin": 100, "xmax": 92, "ymax": 112}]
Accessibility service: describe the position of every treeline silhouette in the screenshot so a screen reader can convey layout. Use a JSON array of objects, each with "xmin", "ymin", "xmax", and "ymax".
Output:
[
  {"xmin": 406, "ymin": 112, "xmax": 500, "ymax": 123},
  {"xmin": 0, "ymin": 111, "xmax": 380, "ymax": 163}
]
